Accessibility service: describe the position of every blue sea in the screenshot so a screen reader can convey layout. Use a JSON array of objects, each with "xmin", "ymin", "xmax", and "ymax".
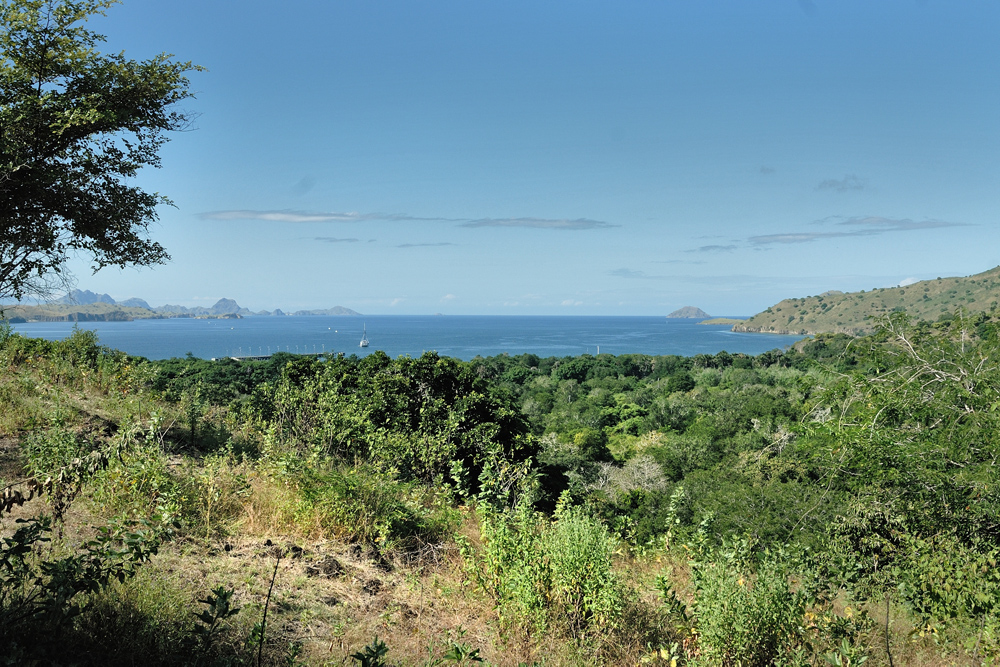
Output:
[{"xmin": 10, "ymin": 316, "xmax": 804, "ymax": 361}]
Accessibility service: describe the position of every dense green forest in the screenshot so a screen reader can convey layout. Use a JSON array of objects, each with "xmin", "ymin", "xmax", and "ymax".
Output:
[{"xmin": 1, "ymin": 312, "xmax": 998, "ymax": 665}]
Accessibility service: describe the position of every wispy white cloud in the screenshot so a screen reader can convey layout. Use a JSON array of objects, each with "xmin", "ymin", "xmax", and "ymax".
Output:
[
  {"xmin": 204, "ymin": 210, "xmax": 617, "ymax": 231},
  {"xmin": 462, "ymin": 217, "xmax": 617, "ymax": 230},
  {"xmin": 836, "ymin": 216, "xmax": 960, "ymax": 231},
  {"xmin": 314, "ymin": 236, "xmax": 360, "ymax": 243},
  {"xmin": 750, "ymin": 216, "xmax": 968, "ymax": 245},
  {"xmin": 898, "ymin": 277, "xmax": 920, "ymax": 286},
  {"xmin": 610, "ymin": 268, "xmax": 650, "ymax": 279},
  {"xmin": 687, "ymin": 244, "xmax": 738, "ymax": 253},
  {"xmin": 561, "ymin": 299, "xmax": 584, "ymax": 306},
  {"xmin": 440, "ymin": 294, "xmax": 456, "ymax": 301},
  {"xmin": 201, "ymin": 209, "xmax": 450, "ymax": 223},
  {"xmin": 748, "ymin": 233, "xmax": 829, "ymax": 244},
  {"xmin": 817, "ymin": 174, "xmax": 866, "ymax": 192},
  {"xmin": 612, "ymin": 267, "xmax": 710, "ymax": 281},
  {"xmin": 610, "ymin": 271, "xmax": 899, "ymax": 293}
]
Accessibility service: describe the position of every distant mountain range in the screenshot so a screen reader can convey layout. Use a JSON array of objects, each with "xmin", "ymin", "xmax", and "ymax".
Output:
[
  {"xmin": 734, "ymin": 265, "xmax": 1000, "ymax": 335},
  {"xmin": 2, "ymin": 289, "xmax": 361, "ymax": 322}
]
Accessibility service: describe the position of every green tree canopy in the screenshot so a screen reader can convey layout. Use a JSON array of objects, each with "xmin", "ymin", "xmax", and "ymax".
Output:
[{"xmin": 0, "ymin": 0, "xmax": 199, "ymax": 300}]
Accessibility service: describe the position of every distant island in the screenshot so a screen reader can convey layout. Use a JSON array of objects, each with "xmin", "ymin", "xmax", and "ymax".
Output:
[
  {"xmin": 667, "ymin": 306, "xmax": 711, "ymax": 318},
  {"xmin": 734, "ymin": 265, "xmax": 1000, "ymax": 335},
  {"xmin": 1, "ymin": 289, "xmax": 362, "ymax": 323}
]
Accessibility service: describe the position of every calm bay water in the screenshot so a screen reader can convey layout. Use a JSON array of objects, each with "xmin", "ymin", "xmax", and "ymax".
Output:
[{"xmin": 10, "ymin": 316, "xmax": 804, "ymax": 361}]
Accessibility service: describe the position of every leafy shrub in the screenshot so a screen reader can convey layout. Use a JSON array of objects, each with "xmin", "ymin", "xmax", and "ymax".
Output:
[
  {"xmin": 240, "ymin": 352, "xmax": 536, "ymax": 497},
  {"xmin": 688, "ymin": 543, "xmax": 806, "ymax": 666},
  {"xmin": 21, "ymin": 426, "xmax": 88, "ymax": 480},
  {"xmin": 544, "ymin": 503, "xmax": 623, "ymax": 637},
  {"xmin": 897, "ymin": 532, "xmax": 1000, "ymax": 638},
  {"xmin": 351, "ymin": 635, "xmax": 391, "ymax": 667},
  {"xmin": 469, "ymin": 499, "xmax": 548, "ymax": 631},
  {"xmin": 91, "ymin": 417, "xmax": 178, "ymax": 521},
  {"xmin": 70, "ymin": 565, "xmax": 195, "ymax": 663},
  {"xmin": 467, "ymin": 495, "xmax": 623, "ymax": 639},
  {"xmin": 0, "ymin": 516, "xmax": 163, "ymax": 656},
  {"xmin": 178, "ymin": 450, "xmax": 253, "ymax": 538}
]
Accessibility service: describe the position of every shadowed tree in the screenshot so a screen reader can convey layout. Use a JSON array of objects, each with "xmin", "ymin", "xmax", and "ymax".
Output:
[{"xmin": 0, "ymin": 0, "xmax": 199, "ymax": 300}]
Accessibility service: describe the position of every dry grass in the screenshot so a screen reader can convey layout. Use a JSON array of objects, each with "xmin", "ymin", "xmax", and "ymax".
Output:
[
  {"xmin": 129, "ymin": 531, "xmax": 504, "ymax": 665},
  {"xmin": 238, "ymin": 474, "xmax": 296, "ymax": 537},
  {"xmin": 854, "ymin": 601, "xmax": 983, "ymax": 667}
]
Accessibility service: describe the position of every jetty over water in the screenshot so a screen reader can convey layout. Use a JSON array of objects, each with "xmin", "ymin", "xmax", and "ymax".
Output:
[{"xmin": 211, "ymin": 352, "xmax": 337, "ymax": 363}]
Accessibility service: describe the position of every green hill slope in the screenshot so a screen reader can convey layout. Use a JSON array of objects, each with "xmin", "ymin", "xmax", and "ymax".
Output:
[
  {"xmin": 1, "ymin": 302, "xmax": 164, "ymax": 323},
  {"xmin": 734, "ymin": 266, "xmax": 1000, "ymax": 335}
]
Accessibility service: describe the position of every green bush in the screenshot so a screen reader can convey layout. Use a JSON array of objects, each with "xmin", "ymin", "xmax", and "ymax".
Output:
[
  {"xmin": 21, "ymin": 426, "xmax": 88, "ymax": 480},
  {"xmin": 179, "ymin": 450, "xmax": 253, "ymax": 538},
  {"xmin": 689, "ymin": 544, "xmax": 806, "ymax": 666},
  {"xmin": 544, "ymin": 502, "xmax": 623, "ymax": 637},
  {"xmin": 91, "ymin": 417, "xmax": 178, "ymax": 521},
  {"xmin": 468, "ymin": 495, "xmax": 623, "ymax": 638},
  {"xmin": 64, "ymin": 562, "xmax": 195, "ymax": 663},
  {"xmin": 240, "ymin": 351, "xmax": 536, "ymax": 497},
  {"xmin": 897, "ymin": 532, "xmax": 1000, "ymax": 639},
  {"xmin": 0, "ymin": 516, "xmax": 163, "ymax": 657}
]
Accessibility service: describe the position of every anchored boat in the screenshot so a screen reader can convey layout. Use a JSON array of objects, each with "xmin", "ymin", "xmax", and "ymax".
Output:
[{"xmin": 359, "ymin": 323, "xmax": 369, "ymax": 348}]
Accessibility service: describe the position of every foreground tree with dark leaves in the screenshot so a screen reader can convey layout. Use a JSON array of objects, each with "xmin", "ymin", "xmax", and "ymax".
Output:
[{"xmin": 0, "ymin": 0, "xmax": 199, "ymax": 300}]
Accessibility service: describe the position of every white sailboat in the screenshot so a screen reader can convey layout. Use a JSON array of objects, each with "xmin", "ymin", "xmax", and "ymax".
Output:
[{"xmin": 359, "ymin": 323, "xmax": 369, "ymax": 348}]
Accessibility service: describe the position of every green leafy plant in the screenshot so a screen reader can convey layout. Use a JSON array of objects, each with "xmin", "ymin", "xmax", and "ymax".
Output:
[
  {"xmin": 0, "ymin": 515, "xmax": 163, "ymax": 651},
  {"xmin": 545, "ymin": 499, "xmax": 623, "ymax": 637},
  {"xmin": 824, "ymin": 638, "xmax": 869, "ymax": 666},
  {"xmin": 92, "ymin": 415, "xmax": 177, "ymax": 520},
  {"xmin": 467, "ymin": 492, "xmax": 623, "ymax": 639},
  {"xmin": 351, "ymin": 635, "xmax": 390, "ymax": 667},
  {"xmin": 442, "ymin": 641, "xmax": 485, "ymax": 663},
  {"xmin": 192, "ymin": 585, "xmax": 241, "ymax": 653},
  {"xmin": 687, "ymin": 541, "xmax": 807, "ymax": 667}
]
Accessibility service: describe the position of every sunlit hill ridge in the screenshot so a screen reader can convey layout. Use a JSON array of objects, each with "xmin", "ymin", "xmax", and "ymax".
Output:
[{"xmin": 736, "ymin": 265, "xmax": 1000, "ymax": 335}]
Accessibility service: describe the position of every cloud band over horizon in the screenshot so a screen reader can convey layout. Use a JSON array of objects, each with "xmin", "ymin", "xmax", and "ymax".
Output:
[
  {"xmin": 200, "ymin": 210, "xmax": 449, "ymax": 223},
  {"xmin": 202, "ymin": 210, "xmax": 618, "ymax": 230},
  {"xmin": 460, "ymin": 217, "xmax": 617, "ymax": 230},
  {"xmin": 749, "ymin": 216, "xmax": 969, "ymax": 245}
]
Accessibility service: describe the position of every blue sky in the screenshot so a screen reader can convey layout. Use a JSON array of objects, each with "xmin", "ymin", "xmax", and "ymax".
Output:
[{"xmin": 65, "ymin": 0, "xmax": 1000, "ymax": 315}]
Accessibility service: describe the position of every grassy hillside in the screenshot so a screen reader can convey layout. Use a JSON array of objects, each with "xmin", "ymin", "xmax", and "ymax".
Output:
[
  {"xmin": 698, "ymin": 317, "xmax": 744, "ymax": 325},
  {"xmin": 734, "ymin": 265, "xmax": 1000, "ymax": 334}
]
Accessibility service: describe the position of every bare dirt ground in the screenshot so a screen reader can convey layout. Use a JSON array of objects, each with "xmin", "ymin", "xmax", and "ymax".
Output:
[{"xmin": 0, "ymin": 436, "xmax": 23, "ymax": 483}]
